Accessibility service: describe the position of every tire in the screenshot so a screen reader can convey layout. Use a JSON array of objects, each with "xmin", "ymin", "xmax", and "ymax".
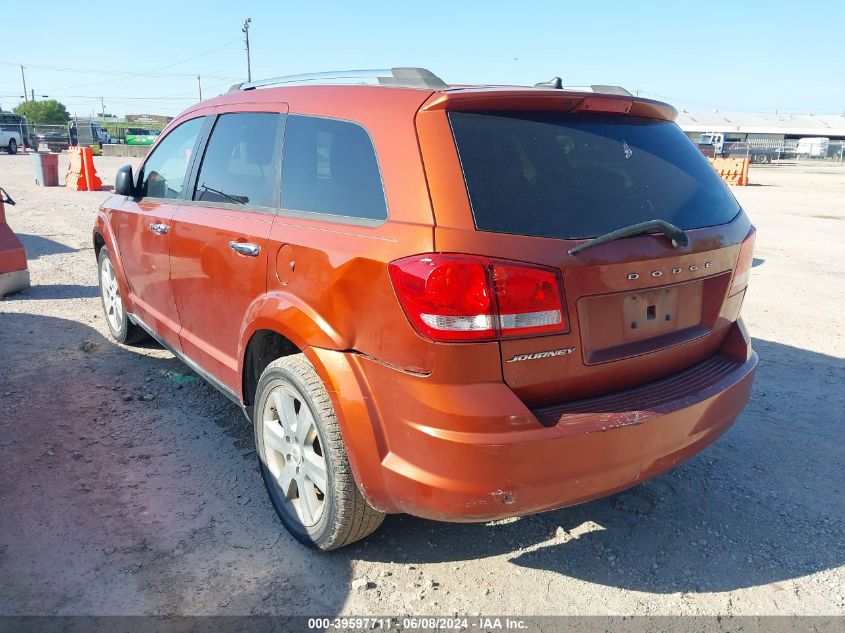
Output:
[
  {"xmin": 97, "ymin": 247, "xmax": 147, "ymax": 345},
  {"xmin": 253, "ymin": 354, "xmax": 384, "ymax": 550},
  {"xmin": 7, "ymin": 139, "xmax": 17, "ymax": 155},
  {"xmin": 754, "ymin": 154, "xmax": 769, "ymax": 164}
]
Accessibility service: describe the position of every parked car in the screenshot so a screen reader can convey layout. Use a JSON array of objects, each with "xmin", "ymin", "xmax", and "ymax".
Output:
[
  {"xmin": 94, "ymin": 68, "xmax": 758, "ymax": 550},
  {"xmin": 0, "ymin": 113, "xmax": 37, "ymax": 150},
  {"xmin": 0, "ymin": 124, "xmax": 22, "ymax": 154},
  {"xmin": 124, "ymin": 128, "xmax": 160, "ymax": 145},
  {"xmin": 38, "ymin": 129, "xmax": 71, "ymax": 153},
  {"xmin": 37, "ymin": 122, "xmax": 111, "ymax": 151}
]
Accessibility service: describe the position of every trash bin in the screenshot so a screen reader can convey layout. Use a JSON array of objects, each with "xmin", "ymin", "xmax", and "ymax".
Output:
[{"xmin": 30, "ymin": 152, "xmax": 60, "ymax": 187}]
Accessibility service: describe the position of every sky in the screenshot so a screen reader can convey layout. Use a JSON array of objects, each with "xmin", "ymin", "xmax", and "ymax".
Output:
[{"xmin": 1, "ymin": 0, "xmax": 843, "ymax": 119}]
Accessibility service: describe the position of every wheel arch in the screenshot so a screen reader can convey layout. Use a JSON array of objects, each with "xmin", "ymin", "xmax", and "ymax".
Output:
[
  {"xmin": 92, "ymin": 216, "xmax": 134, "ymax": 313},
  {"xmin": 239, "ymin": 294, "xmax": 390, "ymax": 512},
  {"xmin": 238, "ymin": 290, "xmax": 351, "ymax": 408},
  {"xmin": 241, "ymin": 328, "xmax": 300, "ymax": 409},
  {"xmin": 93, "ymin": 231, "xmax": 106, "ymax": 258}
]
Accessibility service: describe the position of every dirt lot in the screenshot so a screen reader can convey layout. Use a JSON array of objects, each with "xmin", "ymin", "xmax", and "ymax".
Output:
[{"xmin": 1, "ymin": 154, "xmax": 843, "ymax": 617}]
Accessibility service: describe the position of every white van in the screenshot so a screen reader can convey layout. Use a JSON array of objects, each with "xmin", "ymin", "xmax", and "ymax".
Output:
[{"xmin": 796, "ymin": 137, "xmax": 829, "ymax": 158}]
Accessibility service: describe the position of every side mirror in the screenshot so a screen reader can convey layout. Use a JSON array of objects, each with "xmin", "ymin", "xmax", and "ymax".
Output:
[{"xmin": 114, "ymin": 164, "xmax": 137, "ymax": 197}]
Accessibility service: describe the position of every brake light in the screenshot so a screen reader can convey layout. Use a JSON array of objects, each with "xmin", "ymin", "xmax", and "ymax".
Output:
[
  {"xmin": 730, "ymin": 228, "xmax": 756, "ymax": 295},
  {"xmin": 389, "ymin": 254, "xmax": 568, "ymax": 342},
  {"xmin": 492, "ymin": 264, "xmax": 565, "ymax": 338},
  {"xmin": 388, "ymin": 255, "xmax": 494, "ymax": 341},
  {"xmin": 573, "ymin": 96, "xmax": 633, "ymax": 114}
]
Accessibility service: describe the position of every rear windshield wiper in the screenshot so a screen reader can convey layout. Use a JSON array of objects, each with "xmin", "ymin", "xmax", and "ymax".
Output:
[
  {"xmin": 199, "ymin": 183, "xmax": 248, "ymax": 205},
  {"xmin": 568, "ymin": 219, "xmax": 689, "ymax": 255}
]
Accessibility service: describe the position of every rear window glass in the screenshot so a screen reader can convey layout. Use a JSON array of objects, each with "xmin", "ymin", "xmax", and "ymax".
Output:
[
  {"xmin": 449, "ymin": 111, "xmax": 740, "ymax": 240},
  {"xmin": 280, "ymin": 115, "xmax": 387, "ymax": 220}
]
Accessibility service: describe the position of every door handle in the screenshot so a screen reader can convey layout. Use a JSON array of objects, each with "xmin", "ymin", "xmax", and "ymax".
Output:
[
  {"xmin": 228, "ymin": 241, "xmax": 261, "ymax": 257},
  {"xmin": 149, "ymin": 223, "xmax": 169, "ymax": 234}
]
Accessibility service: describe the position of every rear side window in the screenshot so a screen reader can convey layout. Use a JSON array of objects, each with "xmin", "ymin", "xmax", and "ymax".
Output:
[
  {"xmin": 449, "ymin": 111, "xmax": 740, "ymax": 240},
  {"xmin": 194, "ymin": 113, "xmax": 284, "ymax": 208},
  {"xmin": 139, "ymin": 117, "xmax": 205, "ymax": 199},
  {"xmin": 280, "ymin": 115, "xmax": 387, "ymax": 220}
]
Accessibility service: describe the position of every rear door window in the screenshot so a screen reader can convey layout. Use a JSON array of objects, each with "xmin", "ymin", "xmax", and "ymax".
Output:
[
  {"xmin": 280, "ymin": 115, "xmax": 387, "ymax": 221},
  {"xmin": 193, "ymin": 112, "xmax": 284, "ymax": 208},
  {"xmin": 139, "ymin": 117, "xmax": 205, "ymax": 199},
  {"xmin": 449, "ymin": 111, "xmax": 740, "ymax": 239}
]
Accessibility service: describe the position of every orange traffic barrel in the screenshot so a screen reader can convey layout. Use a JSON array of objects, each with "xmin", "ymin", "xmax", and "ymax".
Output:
[{"xmin": 0, "ymin": 187, "xmax": 30, "ymax": 296}]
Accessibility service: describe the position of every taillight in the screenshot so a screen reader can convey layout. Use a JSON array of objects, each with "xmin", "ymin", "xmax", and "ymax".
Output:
[
  {"xmin": 492, "ymin": 264, "xmax": 565, "ymax": 338},
  {"xmin": 388, "ymin": 254, "xmax": 568, "ymax": 342},
  {"xmin": 730, "ymin": 228, "xmax": 756, "ymax": 295},
  {"xmin": 388, "ymin": 255, "xmax": 494, "ymax": 341}
]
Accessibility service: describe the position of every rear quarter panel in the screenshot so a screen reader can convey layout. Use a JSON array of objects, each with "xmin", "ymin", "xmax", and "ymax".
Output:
[{"xmin": 237, "ymin": 87, "xmax": 444, "ymax": 376}]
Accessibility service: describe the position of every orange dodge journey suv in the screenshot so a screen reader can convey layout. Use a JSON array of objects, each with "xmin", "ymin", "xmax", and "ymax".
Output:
[{"xmin": 94, "ymin": 68, "xmax": 757, "ymax": 550}]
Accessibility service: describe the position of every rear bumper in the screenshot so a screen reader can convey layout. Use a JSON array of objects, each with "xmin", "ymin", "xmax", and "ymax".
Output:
[{"xmin": 309, "ymin": 321, "xmax": 756, "ymax": 522}]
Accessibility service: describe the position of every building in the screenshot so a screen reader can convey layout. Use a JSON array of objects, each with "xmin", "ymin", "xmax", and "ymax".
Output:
[{"xmin": 676, "ymin": 110, "xmax": 845, "ymax": 147}]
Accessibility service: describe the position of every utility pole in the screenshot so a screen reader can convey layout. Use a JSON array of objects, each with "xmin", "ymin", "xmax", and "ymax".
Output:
[
  {"xmin": 31, "ymin": 89, "xmax": 34, "ymax": 102},
  {"xmin": 197, "ymin": 74, "xmax": 203, "ymax": 101},
  {"xmin": 242, "ymin": 17, "xmax": 252, "ymax": 82},
  {"xmin": 100, "ymin": 97, "xmax": 106, "ymax": 119},
  {"xmin": 20, "ymin": 65, "xmax": 28, "ymax": 101}
]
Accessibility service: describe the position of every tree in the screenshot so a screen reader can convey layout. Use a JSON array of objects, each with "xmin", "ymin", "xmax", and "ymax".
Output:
[{"xmin": 12, "ymin": 99, "xmax": 71, "ymax": 124}]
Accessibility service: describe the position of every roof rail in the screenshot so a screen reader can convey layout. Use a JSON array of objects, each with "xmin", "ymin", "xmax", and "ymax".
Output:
[{"xmin": 229, "ymin": 67, "xmax": 447, "ymax": 93}]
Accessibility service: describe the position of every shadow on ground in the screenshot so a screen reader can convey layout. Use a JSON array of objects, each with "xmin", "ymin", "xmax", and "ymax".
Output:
[
  {"xmin": 17, "ymin": 234, "xmax": 78, "ymax": 259},
  {"xmin": 357, "ymin": 337, "xmax": 845, "ymax": 593},
  {"xmin": 0, "ymin": 313, "xmax": 351, "ymax": 616},
  {"xmin": 2, "ymin": 311, "xmax": 843, "ymax": 612},
  {"xmin": 11, "ymin": 283, "xmax": 100, "ymax": 300}
]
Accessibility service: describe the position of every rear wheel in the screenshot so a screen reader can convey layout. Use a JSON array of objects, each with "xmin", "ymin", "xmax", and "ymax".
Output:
[
  {"xmin": 97, "ymin": 247, "xmax": 147, "ymax": 344},
  {"xmin": 753, "ymin": 153, "xmax": 769, "ymax": 164},
  {"xmin": 254, "ymin": 354, "xmax": 384, "ymax": 550},
  {"xmin": 7, "ymin": 139, "xmax": 17, "ymax": 155}
]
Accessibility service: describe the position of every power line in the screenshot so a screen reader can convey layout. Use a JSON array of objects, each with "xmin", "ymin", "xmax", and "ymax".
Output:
[
  {"xmin": 12, "ymin": 39, "xmax": 242, "ymax": 93},
  {"xmin": 0, "ymin": 94, "xmax": 199, "ymax": 100},
  {"xmin": 0, "ymin": 60, "xmax": 236, "ymax": 82}
]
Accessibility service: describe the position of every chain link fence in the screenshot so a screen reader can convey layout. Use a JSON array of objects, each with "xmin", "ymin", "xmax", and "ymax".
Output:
[
  {"xmin": 20, "ymin": 120, "xmax": 165, "ymax": 152},
  {"xmin": 691, "ymin": 133, "xmax": 845, "ymax": 165},
  {"xmin": 737, "ymin": 138, "xmax": 845, "ymax": 164}
]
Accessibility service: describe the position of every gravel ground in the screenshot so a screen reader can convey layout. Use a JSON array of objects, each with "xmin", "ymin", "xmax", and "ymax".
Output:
[{"xmin": 0, "ymin": 154, "xmax": 843, "ymax": 616}]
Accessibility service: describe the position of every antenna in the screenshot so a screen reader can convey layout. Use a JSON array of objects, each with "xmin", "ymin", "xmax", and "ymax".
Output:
[{"xmin": 535, "ymin": 77, "xmax": 562, "ymax": 89}]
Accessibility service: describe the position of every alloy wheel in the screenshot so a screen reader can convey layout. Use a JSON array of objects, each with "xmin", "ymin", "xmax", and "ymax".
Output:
[
  {"xmin": 260, "ymin": 384, "xmax": 328, "ymax": 527},
  {"xmin": 100, "ymin": 257, "xmax": 123, "ymax": 333}
]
